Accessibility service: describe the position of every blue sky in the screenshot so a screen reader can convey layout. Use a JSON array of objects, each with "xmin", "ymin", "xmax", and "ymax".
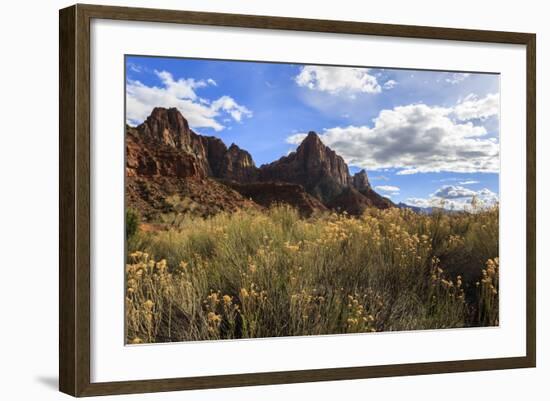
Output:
[{"xmin": 126, "ymin": 55, "xmax": 500, "ymax": 210}]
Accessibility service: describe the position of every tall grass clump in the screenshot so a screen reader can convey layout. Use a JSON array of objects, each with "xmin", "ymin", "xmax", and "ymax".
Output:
[{"xmin": 125, "ymin": 205, "xmax": 499, "ymax": 343}]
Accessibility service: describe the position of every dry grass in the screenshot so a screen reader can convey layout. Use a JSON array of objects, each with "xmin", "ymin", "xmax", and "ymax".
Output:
[{"xmin": 125, "ymin": 205, "xmax": 499, "ymax": 343}]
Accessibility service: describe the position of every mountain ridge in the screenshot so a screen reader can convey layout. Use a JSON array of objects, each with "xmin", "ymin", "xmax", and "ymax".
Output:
[{"xmin": 126, "ymin": 107, "xmax": 393, "ymax": 218}]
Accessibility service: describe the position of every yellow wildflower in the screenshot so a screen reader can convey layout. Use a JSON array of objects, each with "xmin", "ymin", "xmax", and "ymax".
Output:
[{"xmin": 143, "ymin": 300, "xmax": 154, "ymax": 311}]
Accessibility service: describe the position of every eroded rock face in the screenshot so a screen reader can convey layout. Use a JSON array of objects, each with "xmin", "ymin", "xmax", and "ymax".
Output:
[
  {"xmin": 259, "ymin": 132, "xmax": 351, "ymax": 203},
  {"xmin": 327, "ymin": 186, "xmax": 393, "ymax": 215},
  {"xmin": 226, "ymin": 181, "xmax": 327, "ymax": 217},
  {"xmin": 139, "ymin": 107, "xmax": 188, "ymax": 146},
  {"xmin": 219, "ymin": 144, "xmax": 258, "ymax": 183},
  {"xmin": 130, "ymin": 108, "xmax": 260, "ymax": 182},
  {"xmin": 352, "ymin": 169, "xmax": 371, "ymax": 192},
  {"xmin": 135, "ymin": 107, "xmax": 211, "ymax": 176},
  {"xmin": 126, "ymin": 127, "xmax": 206, "ymax": 179},
  {"xmin": 327, "ymin": 186, "xmax": 373, "ymax": 216},
  {"xmin": 200, "ymin": 136, "xmax": 228, "ymax": 177}
]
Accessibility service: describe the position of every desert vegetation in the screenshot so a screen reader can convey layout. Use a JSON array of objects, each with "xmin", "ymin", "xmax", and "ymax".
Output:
[{"xmin": 125, "ymin": 205, "xmax": 499, "ymax": 344}]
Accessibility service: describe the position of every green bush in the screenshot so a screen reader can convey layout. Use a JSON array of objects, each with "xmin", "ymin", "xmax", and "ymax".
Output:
[{"xmin": 126, "ymin": 208, "xmax": 140, "ymax": 239}]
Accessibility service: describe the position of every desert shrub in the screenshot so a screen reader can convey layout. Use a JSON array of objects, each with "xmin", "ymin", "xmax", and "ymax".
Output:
[
  {"xmin": 125, "ymin": 205, "xmax": 499, "ymax": 343},
  {"xmin": 125, "ymin": 208, "xmax": 140, "ymax": 239}
]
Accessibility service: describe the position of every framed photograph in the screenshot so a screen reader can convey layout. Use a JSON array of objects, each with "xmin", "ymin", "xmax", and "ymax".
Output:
[{"xmin": 59, "ymin": 4, "xmax": 536, "ymax": 397}]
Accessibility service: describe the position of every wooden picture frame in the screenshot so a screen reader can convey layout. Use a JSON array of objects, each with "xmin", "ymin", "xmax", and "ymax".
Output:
[{"xmin": 59, "ymin": 3, "xmax": 536, "ymax": 397}]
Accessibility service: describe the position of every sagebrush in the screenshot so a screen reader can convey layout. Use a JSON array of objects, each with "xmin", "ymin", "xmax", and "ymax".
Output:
[{"xmin": 125, "ymin": 205, "xmax": 499, "ymax": 343}]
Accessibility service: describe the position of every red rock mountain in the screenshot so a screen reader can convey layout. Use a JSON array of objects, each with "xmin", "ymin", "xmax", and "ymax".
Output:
[
  {"xmin": 259, "ymin": 132, "xmax": 352, "ymax": 203},
  {"xmin": 126, "ymin": 107, "xmax": 393, "ymax": 218},
  {"xmin": 130, "ymin": 107, "xmax": 258, "ymax": 182},
  {"xmin": 226, "ymin": 181, "xmax": 328, "ymax": 217},
  {"xmin": 352, "ymin": 169, "xmax": 371, "ymax": 192},
  {"xmin": 219, "ymin": 144, "xmax": 258, "ymax": 182},
  {"xmin": 327, "ymin": 186, "xmax": 393, "ymax": 215}
]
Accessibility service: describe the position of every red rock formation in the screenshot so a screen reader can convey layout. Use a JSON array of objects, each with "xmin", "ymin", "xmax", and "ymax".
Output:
[
  {"xmin": 130, "ymin": 107, "xmax": 260, "ymax": 182},
  {"xmin": 135, "ymin": 107, "xmax": 211, "ymax": 176},
  {"xmin": 259, "ymin": 132, "xmax": 352, "ymax": 203},
  {"xmin": 359, "ymin": 187, "xmax": 394, "ymax": 209},
  {"xmin": 326, "ymin": 187, "xmax": 373, "ymax": 216},
  {"xmin": 352, "ymin": 169, "xmax": 371, "ymax": 191},
  {"xmin": 200, "ymin": 135, "xmax": 228, "ymax": 176},
  {"xmin": 327, "ymin": 186, "xmax": 393, "ymax": 215},
  {"xmin": 126, "ymin": 126, "xmax": 206, "ymax": 179},
  {"xmin": 126, "ymin": 107, "xmax": 394, "ymax": 218},
  {"xmin": 126, "ymin": 176, "xmax": 259, "ymax": 219},
  {"xmin": 219, "ymin": 144, "xmax": 258, "ymax": 182},
  {"xmin": 226, "ymin": 181, "xmax": 327, "ymax": 217}
]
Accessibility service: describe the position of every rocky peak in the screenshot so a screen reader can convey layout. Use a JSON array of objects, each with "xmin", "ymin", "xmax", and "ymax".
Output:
[
  {"xmin": 227, "ymin": 143, "xmax": 254, "ymax": 166},
  {"xmin": 299, "ymin": 131, "xmax": 323, "ymax": 148},
  {"xmin": 219, "ymin": 143, "xmax": 258, "ymax": 182},
  {"xmin": 130, "ymin": 107, "xmax": 261, "ymax": 183},
  {"xmin": 200, "ymin": 136, "xmax": 228, "ymax": 176},
  {"xmin": 295, "ymin": 132, "xmax": 328, "ymax": 164},
  {"xmin": 352, "ymin": 169, "xmax": 371, "ymax": 191},
  {"xmin": 298, "ymin": 132, "xmax": 350, "ymax": 183},
  {"xmin": 136, "ymin": 107, "xmax": 214, "ymax": 177},
  {"xmin": 259, "ymin": 131, "xmax": 351, "ymax": 203},
  {"xmin": 139, "ymin": 107, "xmax": 191, "ymax": 149},
  {"xmin": 126, "ymin": 125, "xmax": 207, "ymax": 179}
]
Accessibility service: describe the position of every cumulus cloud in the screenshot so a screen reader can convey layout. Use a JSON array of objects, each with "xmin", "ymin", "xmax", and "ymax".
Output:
[
  {"xmin": 375, "ymin": 185, "xmax": 400, "ymax": 195},
  {"xmin": 405, "ymin": 185, "xmax": 498, "ymax": 211},
  {"xmin": 286, "ymin": 98, "xmax": 499, "ymax": 174},
  {"xmin": 207, "ymin": 78, "xmax": 217, "ymax": 86},
  {"xmin": 433, "ymin": 185, "xmax": 476, "ymax": 199},
  {"xmin": 383, "ymin": 79, "xmax": 397, "ymax": 90},
  {"xmin": 210, "ymin": 96, "xmax": 252, "ymax": 122},
  {"xmin": 445, "ymin": 72, "xmax": 471, "ymax": 84},
  {"xmin": 294, "ymin": 65, "xmax": 382, "ymax": 95},
  {"xmin": 126, "ymin": 70, "xmax": 251, "ymax": 130},
  {"xmin": 453, "ymin": 93, "xmax": 499, "ymax": 121}
]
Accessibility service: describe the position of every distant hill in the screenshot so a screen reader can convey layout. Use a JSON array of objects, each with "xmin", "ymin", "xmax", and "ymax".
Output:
[
  {"xmin": 397, "ymin": 202, "xmax": 466, "ymax": 215},
  {"xmin": 397, "ymin": 202, "xmax": 434, "ymax": 214}
]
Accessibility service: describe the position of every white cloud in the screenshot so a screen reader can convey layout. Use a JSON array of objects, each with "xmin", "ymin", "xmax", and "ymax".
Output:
[
  {"xmin": 433, "ymin": 185, "xmax": 476, "ymax": 199},
  {"xmin": 294, "ymin": 66, "xmax": 381, "ymax": 95},
  {"xmin": 396, "ymin": 168, "xmax": 422, "ymax": 175},
  {"xmin": 126, "ymin": 70, "xmax": 251, "ymax": 130},
  {"xmin": 405, "ymin": 197, "xmax": 438, "ymax": 208},
  {"xmin": 458, "ymin": 180, "xmax": 480, "ymax": 185},
  {"xmin": 405, "ymin": 185, "xmax": 498, "ymax": 211},
  {"xmin": 446, "ymin": 72, "xmax": 471, "ymax": 84},
  {"xmin": 207, "ymin": 78, "xmax": 217, "ymax": 86},
  {"xmin": 371, "ymin": 175, "xmax": 389, "ymax": 181},
  {"xmin": 211, "ymin": 96, "xmax": 252, "ymax": 122},
  {"xmin": 128, "ymin": 63, "xmax": 143, "ymax": 73},
  {"xmin": 286, "ymin": 100, "xmax": 499, "ymax": 174},
  {"xmin": 154, "ymin": 70, "xmax": 206, "ymax": 100},
  {"xmin": 286, "ymin": 133, "xmax": 308, "ymax": 144},
  {"xmin": 383, "ymin": 80, "xmax": 397, "ymax": 90},
  {"xmin": 453, "ymin": 93, "xmax": 499, "ymax": 121},
  {"xmin": 375, "ymin": 185, "xmax": 400, "ymax": 195}
]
